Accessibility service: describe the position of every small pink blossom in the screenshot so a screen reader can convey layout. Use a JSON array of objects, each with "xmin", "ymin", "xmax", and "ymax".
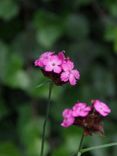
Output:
[
  {"xmin": 61, "ymin": 69, "xmax": 80, "ymax": 85},
  {"xmin": 45, "ymin": 55, "xmax": 62, "ymax": 73},
  {"xmin": 34, "ymin": 52, "xmax": 54, "ymax": 67},
  {"xmin": 93, "ymin": 100, "xmax": 111, "ymax": 117},
  {"xmin": 61, "ymin": 60, "xmax": 80, "ymax": 85},
  {"xmin": 72, "ymin": 102, "xmax": 91, "ymax": 117}
]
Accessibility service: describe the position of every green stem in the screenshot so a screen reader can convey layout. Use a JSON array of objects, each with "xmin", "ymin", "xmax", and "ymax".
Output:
[
  {"xmin": 40, "ymin": 82, "xmax": 53, "ymax": 156},
  {"xmin": 81, "ymin": 142, "xmax": 117, "ymax": 154},
  {"xmin": 76, "ymin": 131, "xmax": 84, "ymax": 156}
]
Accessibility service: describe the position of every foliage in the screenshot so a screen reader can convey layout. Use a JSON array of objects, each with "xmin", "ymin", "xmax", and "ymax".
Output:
[{"xmin": 0, "ymin": 0, "xmax": 117, "ymax": 156}]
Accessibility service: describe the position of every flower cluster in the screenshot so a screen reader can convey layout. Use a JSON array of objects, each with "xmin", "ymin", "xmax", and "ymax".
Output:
[
  {"xmin": 61, "ymin": 99, "xmax": 111, "ymax": 135},
  {"xmin": 34, "ymin": 51, "xmax": 80, "ymax": 86}
]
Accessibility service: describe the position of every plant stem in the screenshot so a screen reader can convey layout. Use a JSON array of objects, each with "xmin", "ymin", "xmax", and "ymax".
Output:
[
  {"xmin": 40, "ymin": 82, "xmax": 53, "ymax": 156},
  {"xmin": 76, "ymin": 131, "xmax": 84, "ymax": 156},
  {"xmin": 81, "ymin": 142, "xmax": 117, "ymax": 154}
]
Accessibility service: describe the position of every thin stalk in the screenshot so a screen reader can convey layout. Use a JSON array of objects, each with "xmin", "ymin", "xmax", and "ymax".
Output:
[
  {"xmin": 40, "ymin": 82, "xmax": 53, "ymax": 156},
  {"xmin": 76, "ymin": 131, "xmax": 84, "ymax": 156},
  {"xmin": 81, "ymin": 142, "xmax": 117, "ymax": 154}
]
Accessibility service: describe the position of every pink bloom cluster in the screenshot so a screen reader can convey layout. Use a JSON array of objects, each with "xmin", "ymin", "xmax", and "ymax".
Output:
[
  {"xmin": 34, "ymin": 51, "xmax": 80, "ymax": 86},
  {"xmin": 61, "ymin": 99, "xmax": 111, "ymax": 135}
]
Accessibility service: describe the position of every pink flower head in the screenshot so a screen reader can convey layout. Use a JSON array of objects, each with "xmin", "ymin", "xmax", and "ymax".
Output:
[
  {"xmin": 61, "ymin": 60, "xmax": 80, "ymax": 85},
  {"xmin": 34, "ymin": 51, "xmax": 80, "ymax": 86},
  {"xmin": 72, "ymin": 102, "xmax": 91, "ymax": 117},
  {"xmin": 93, "ymin": 100, "xmax": 111, "ymax": 117},
  {"xmin": 61, "ymin": 108, "xmax": 74, "ymax": 128},
  {"xmin": 34, "ymin": 52, "xmax": 54, "ymax": 67},
  {"xmin": 45, "ymin": 55, "xmax": 62, "ymax": 73}
]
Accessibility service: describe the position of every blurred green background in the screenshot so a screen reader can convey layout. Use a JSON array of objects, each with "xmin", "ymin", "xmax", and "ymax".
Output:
[{"xmin": 0, "ymin": 0, "xmax": 117, "ymax": 156}]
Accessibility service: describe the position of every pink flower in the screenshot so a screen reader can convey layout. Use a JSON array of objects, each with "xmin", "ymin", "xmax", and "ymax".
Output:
[
  {"xmin": 93, "ymin": 100, "xmax": 111, "ymax": 117},
  {"xmin": 45, "ymin": 55, "xmax": 62, "ymax": 73},
  {"xmin": 61, "ymin": 108, "xmax": 74, "ymax": 128},
  {"xmin": 72, "ymin": 102, "xmax": 91, "ymax": 117},
  {"xmin": 34, "ymin": 51, "xmax": 80, "ymax": 86},
  {"xmin": 34, "ymin": 52, "xmax": 54, "ymax": 67},
  {"xmin": 60, "ymin": 60, "xmax": 80, "ymax": 85}
]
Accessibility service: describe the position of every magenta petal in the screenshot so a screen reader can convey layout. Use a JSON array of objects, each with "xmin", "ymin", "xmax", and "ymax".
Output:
[
  {"xmin": 61, "ymin": 117, "xmax": 74, "ymax": 128},
  {"xmin": 72, "ymin": 69, "xmax": 80, "ymax": 79},
  {"xmin": 58, "ymin": 51, "xmax": 66, "ymax": 62},
  {"xmin": 62, "ymin": 109, "xmax": 73, "ymax": 118},
  {"xmin": 61, "ymin": 71, "xmax": 69, "ymax": 82},
  {"xmin": 62, "ymin": 60, "xmax": 74, "ymax": 71},
  {"xmin": 72, "ymin": 102, "xmax": 90, "ymax": 117},
  {"xmin": 93, "ymin": 100, "xmax": 111, "ymax": 117},
  {"xmin": 69, "ymin": 74, "xmax": 76, "ymax": 85},
  {"xmin": 54, "ymin": 66, "xmax": 62, "ymax": 73},
  {"xmin": 45, "ymin": 64, "xmax": 52, "ymax": 72}
]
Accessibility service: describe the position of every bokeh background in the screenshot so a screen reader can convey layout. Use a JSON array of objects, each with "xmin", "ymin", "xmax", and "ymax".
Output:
[{"xmin": 0, "ymin": 0, "xmax": 117, "ymax": 156}]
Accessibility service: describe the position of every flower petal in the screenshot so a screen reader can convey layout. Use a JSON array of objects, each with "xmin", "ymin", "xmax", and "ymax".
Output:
[{"xmin": 61, "ymin": 71, "xmax": 69, "ymax": 82}]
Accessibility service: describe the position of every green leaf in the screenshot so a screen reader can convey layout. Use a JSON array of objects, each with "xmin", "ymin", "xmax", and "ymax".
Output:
[
  {"xmin": 37, "ymin": 25, "xmax": 62, "ymax": 48},
  {"xmin": 33, "ymin": 10, "xmax": 64, "ymax": 48},
  {"xmin": 6, "ymin": 70, "xmax": 31, "ymax": 89},
  {"xmin": 0, "ymin": 0, "xmax": 19, "ymax": 20}
]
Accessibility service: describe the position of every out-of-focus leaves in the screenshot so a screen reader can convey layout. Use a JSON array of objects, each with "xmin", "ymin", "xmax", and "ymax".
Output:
[
  {"xmin": 0, "ymin": 100, "xmax": 9, "ymax": 119},
  {"xmin": 12, "ymin": 30, "xmax": 39, "ymax": 58},
  {"xmin": 92, "ymin": 66, "xmax": 115, "ymax": 97},
  {"xmin": 0, "ymin": 43, "xmax": 30, "ymax": 90},
  {"xmin": 1, "ymin": 52, "xmax": 31, "ymax": 89},
  {"xmin": 109, "ymin": 4, "xmax": 117, "ymax": 17},
  {"xmin": 66, "ymin": 135, "xmax": 81, "ymax": 153},
  {"xmin": 0, "ymin": 42, "xmax": 9, "ymax": 81},
  {"xmin": 113, "ymin": 135, "xmax": 117, "ymax": 156},
  {"xmin": 18, "ymin": 105, "xmax": 50, "ymax": 156},
  {"xmin": 52, "ymin": 146, "xmax": 69, "ymax": 156},
  {"xmin": 0, "ymin": 142, "xmax": 21, "ymax": 156},
  {"xmin": 33, "ymin": 10, "xmax": 65, "ymax": 48},
  {"xmin": 6, "ymin": 70, "xmax": 31, "ymax": 89},
  {"xmin": 88, "ymin": 135, "xmax": 107, "ymax": 156},
  {"xmin": 74, "ymin": 0, "xmax": 92, "ymax": 8},
  {"xmin": 36, "ymin": 25, "xmax": 62, "ymax": 48},
  {"xmin": 0, "ymin": 0, "xmax": 19, "ymax": 20},
  {"xmin": 0, "ymin": 0, "xmax": 117, "ymax": 156},
  {"xmin": 109, "ymin": 101, "xmax": 117, "ymax": 119},
  {"xmin": 65, "ymin": 14, "xmax": 89, "ymax": 40},
  {"xmin": 105, "ymin": 24, "xmax": 117, "ymax": 52}
]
